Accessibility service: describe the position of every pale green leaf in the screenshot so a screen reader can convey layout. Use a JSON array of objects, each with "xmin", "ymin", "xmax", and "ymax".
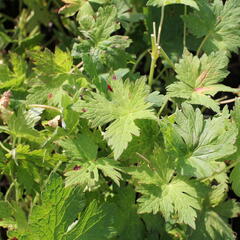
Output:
[
  {"xmin": 79, "ymin": 78, "xmax": 156, "ymax": 159},
  {"xmin": 167, "ymin": 50, "xmax": 234, "ymax": 112},
  {"xmin": 162, "ymin": 103, "xmax": 237, "ymax": 178},
  {"xmin": 65, "ymin": 158, "xmax": 122, "ymax": 189}
]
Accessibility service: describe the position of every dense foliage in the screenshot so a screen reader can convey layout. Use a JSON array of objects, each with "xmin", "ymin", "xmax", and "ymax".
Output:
[{"xmin": 0, "ymin": 0, "xmax": 240, "ymax": 239}]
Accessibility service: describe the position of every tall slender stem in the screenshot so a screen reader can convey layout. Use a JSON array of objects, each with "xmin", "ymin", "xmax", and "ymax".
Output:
[{"xmin": 157, "ymin": 6, "xmax": 165, "ymax": 45}]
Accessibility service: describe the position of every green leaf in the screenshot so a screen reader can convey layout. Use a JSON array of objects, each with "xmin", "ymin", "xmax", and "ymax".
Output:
[
  {"xmin": 162, "ymin": 103, "xmax": 237, "ymax": 178},
  {"xmin": 214, "ymin": 199, "xmax": 240, "ymax": 219},
  {"xmin": 0, "ymin": 53, "xmax": 27, "ymax": 89},
  {"xmin": 147, "ymin": 0, "xmax": 199, "ymax": 9},
  {"xmin": 8, "ymin": 108, "xmax": 42, "ymax": 141},
  {"xmin": 167, "ymin": 50, "xmax": 234, "ymax": 112},
  {"xmin": 79, "ymin": 78, "xmax": 156, "ymax": 159},
  {"xmin": 0, "ymin": 201, "xmax": 13, "ymax": 219},
  {"xmin": 27, "ymin": 48, "xmax": 76, "ymax": 106},
  {"xmin": 96, "ymin": 158, "xmax": 122, "ymax": 186},
  {"xmin": 66, "ymin": 200, "xmax": 116, "ymax": 240},
  {"xmin": 110, "ymin": 186, "xmax": 145, "ymax": 240},
  {"xmin": 230, "ymin": 100, "xmax": 240, "ymax": 196},
  {"xmin": 230, "ymin": 163, "xmax": 240, "ymax": 197},
  {"xmin": 191, "ymin": 208, "xmax": 236, "ymax": 240},
  {"xmin": 128, "ymin": 148, "xmax": 203, "ymax": 229},
  {"xmin": 183, "ymin": 0, "xmax": 240, "ymax": 53},
  {"xmin": 121, "ymin": 120, "xmax": 162, "ymax": 164},
  {"xmin": 65, "ymin": 158, "xmax": 122, "ymax": 190},
  {"xmin": 135, "ymin": 174, "xmax": 202, "ymax": 229},
  {"xmin": 59, "ymin": 0, "xmax": 107, "ymax": 17},
  {"xmin": 17, "ymin": 174, "xmax": 85, "ymax": 240},
  {"xmin": 58, "ymin": 134, "xmax": 98, "ymax": 161},
  {"xmin": 72, "ymin": 6, "xmax": 132, "ymax": 72}
]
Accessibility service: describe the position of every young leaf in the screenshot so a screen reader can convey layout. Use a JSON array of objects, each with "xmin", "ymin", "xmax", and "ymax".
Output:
[
  {"xmin": 167, "ymin": 50, "xmax": 234, "ymax": 112},
  {"xmin": 147, "ymin": 0, "xmax": 199, "ymax": 9},
  {"xmin": 27, "ymin": 48, "xmax": 77, "ymax": 106},
  {"xmin": 183, "ymin": 0, "xmax": 240, "ymax": 53},
  {"xmin": 78, "ymin": 78, "xmax": 156, "ymax": 159},
  {"xmin": 72, "ymin": 6, "xmax": 132, "ymax": 71}
]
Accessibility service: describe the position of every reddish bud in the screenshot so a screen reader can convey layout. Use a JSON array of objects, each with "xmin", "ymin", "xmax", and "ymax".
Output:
[
  {"xmin": 73, "ymin": 165, "xmax": 81, "ymax": 171},
  {"xmin": 48, "ymin": 93, "xmax": 53, "ymax": 99},
  {"xmin": 107, "ymin": 84, "xmax": 113, "ymax": 92},
  {"xmin": 0, "ymin": 90, "xmax": 11, "ymax": 108},
  {"xmin": 10, "ymin": 238, "xmax": 18, "ymax": 240},
  {"xmin": 112, "ymin": 75, "xmax": 117, "ymax": 80},
  {"xmin": 82, "ymin": 108, "xmax": 87, "ymax": 113}
]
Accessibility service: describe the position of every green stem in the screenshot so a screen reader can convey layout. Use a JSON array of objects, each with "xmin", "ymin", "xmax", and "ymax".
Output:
[
  {"xmin": 155, "ymin": 66, "xmax": 167, "ymax": 81},
  {"xmin": 159, "ymin": 47, "xmax": 175, "ymax": 70},
  {"xmin": 196, "ymin": 32, "xmax": 211, "ymax": 56},
  {"xmin": 45, "ymin": 160, "xmax": 63, "ymax": 186},
  {"xmin": 28, "ymin": 104, "xmax": 62, "ymax": 113},
  {"xmin": 183, "ymin": 6, "xmax": 187, "ymax": 48},
  {"xmin": 148, "ymin": 34, "xmax": 160, "ymax": 87},
  {"xmin": 132, "ymin": 49, "xmax": 149, "ymax": 73},
  {"xmin": 15, "ymin": 181, "xmax": 20, "ymax": 203},
  {"xmin": 5, "ymin": 182, "xmax": 15, "ymax": 201},
  {"xmin": 149, "ymin": 54, "xmax": 158, "ymax": 87},
  {"xmin": 0, "ymin": 141, "xmax": 11, "ymax": 153},
  {"xmin": 157, "ymin": 6, "xmax": 165, "ymax": 45},
  {"xmin": 157, "ymin": 96, "xmax": 170, "ymax": 117}
]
